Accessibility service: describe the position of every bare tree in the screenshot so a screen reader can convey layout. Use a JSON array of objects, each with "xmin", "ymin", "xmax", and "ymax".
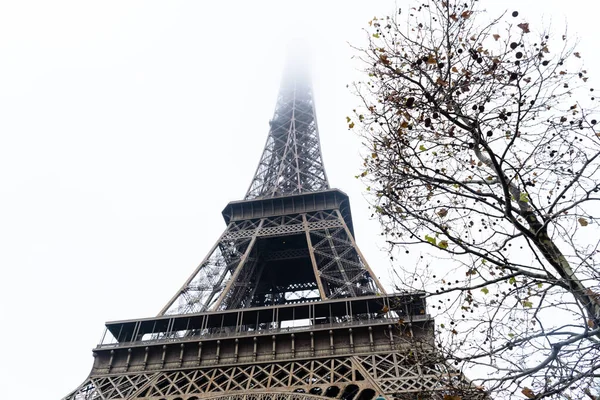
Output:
[{"xmin": 350, "ymin": 1, "xmax": 600, "ymax": 398}]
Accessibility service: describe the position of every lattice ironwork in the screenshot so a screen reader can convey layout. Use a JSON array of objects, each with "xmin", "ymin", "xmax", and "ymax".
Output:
[
  {"xmin": 245, "ymin": 65, "xmax": 329, "ymax": 200},
  {"xmin": 160, "ymin": 220, "xmax": 263, "ymax": 315},
  {"xmin": 160, "ymin": 209, "xmax": 384, "ymax": 314},
  {"xmin": 65, "ymin": 373, "xmax": 158, "ymax": 400},
  {"xmin": 66, "ymin": 350, "xmax": 483, "ymax": 400},
  {"xmin": 306, "ymin": 211, "xmax": 378, "ymax": 299}
]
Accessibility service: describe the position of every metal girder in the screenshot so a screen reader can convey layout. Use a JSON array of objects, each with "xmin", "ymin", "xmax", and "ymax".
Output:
[{"xmin": 159, "ymin": 219, "xmax": 263, "ymax": 316}]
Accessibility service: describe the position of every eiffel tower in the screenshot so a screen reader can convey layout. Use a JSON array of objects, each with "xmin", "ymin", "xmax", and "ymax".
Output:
[{"xmin": 65, "ymin": 54, "xmax": 475, "ymax": 400}]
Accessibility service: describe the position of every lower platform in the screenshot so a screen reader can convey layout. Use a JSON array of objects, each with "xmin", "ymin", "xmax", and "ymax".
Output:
[{"xmin": 64, "ymin": 294, "xmax": 485, "ymax": 399}]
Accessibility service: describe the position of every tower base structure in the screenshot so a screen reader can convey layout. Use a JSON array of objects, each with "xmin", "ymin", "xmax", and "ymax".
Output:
[{"xmin": 66, "ymin": 294, "xmax": 479, "ymax": 400}]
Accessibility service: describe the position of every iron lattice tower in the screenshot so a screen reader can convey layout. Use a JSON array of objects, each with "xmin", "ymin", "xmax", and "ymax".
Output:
[{"xmin": 66, "ymin": 58, "xmax": 480, "ymax": 400}]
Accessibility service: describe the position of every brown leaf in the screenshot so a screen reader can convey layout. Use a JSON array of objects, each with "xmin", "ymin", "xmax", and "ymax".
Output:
[
  {"xmin": 461, "ymin": 10, "xmax": 472, "ymax": 19},
  {"xmin": 578, "ymin": 217, "xmax": 589, "ymax": 226},
  {"xmin": 574, "ymin": 52, "xmax": 581, "ymax": 58},
  {"xmin": 588, "ymin": 319, "xmax": 595, "ymax": 328},
  {"xmin": 451, "ymin": 66, "xmax": 459, "ymax": 73},
  {"xmin": 517, "ymin": 23, "xmax": 530, "ymax": 33},
  {"xmin": 427, "ymin": 54, "xmax": 437, "ymax": 64},
  {"xmin": 379, "ymin": 55, "xmax": 391, "ymax": 65},
  {"xmin": 437, "ymin": 208, "xmax": 448, "ymax": 217},
  {"xmin": 493, "ymin": 34, "xmax": 500, "ymax": 41},
  {"xmin": 444, "ymin": 396, "xmax": 462, "ymax": 400},
  {"xmin": 436, "ymin": 77, "xmax": 449, "ymax": 86},
  {"xmin": 522, "ymin": 388, "xmax": 536, "ymax": 399}
]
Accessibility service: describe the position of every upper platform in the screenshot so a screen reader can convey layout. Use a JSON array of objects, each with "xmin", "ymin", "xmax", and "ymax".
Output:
[{"xmin": 222, "ymin": 189, "xmax": 355, "ymax": 236}]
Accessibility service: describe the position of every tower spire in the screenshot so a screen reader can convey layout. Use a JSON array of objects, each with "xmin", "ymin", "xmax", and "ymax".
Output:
[{"xmin": 245, "ymin": 49, "xmax": 329, "ymax": 199}]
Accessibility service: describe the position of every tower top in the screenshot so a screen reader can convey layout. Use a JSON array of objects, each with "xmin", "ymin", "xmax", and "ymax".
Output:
[{"xmin": 244, "ymin": 53, "xmax": 329, "ymax": 200}]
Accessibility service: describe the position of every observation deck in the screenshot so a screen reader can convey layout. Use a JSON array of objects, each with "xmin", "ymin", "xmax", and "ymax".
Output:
[{"xmin": 92, "ymin": 293, "xmax": 433, "ymax": 376}]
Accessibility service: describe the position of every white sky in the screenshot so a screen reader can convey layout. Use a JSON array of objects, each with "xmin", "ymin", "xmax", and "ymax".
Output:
[{"xmin": 0, "ymin": 1, "xmax": 596, "ymax": 398}]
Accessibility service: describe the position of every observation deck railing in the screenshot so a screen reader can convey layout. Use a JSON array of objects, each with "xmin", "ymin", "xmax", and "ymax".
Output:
[{"xmin": 97, "ymin": 314, "xmax": 431, "ymax": 350}]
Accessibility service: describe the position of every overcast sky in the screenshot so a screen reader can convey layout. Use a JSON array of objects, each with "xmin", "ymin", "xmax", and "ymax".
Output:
[{"xmin": 0, "ymin": 1, "xmax": 597, "ymax": 398}]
